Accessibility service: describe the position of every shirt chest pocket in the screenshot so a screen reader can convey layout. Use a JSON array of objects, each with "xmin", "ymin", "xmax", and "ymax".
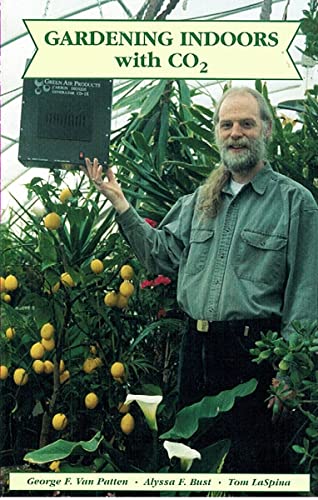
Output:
[
  {"xmin": 184, "ymin": 229, "xmax": 215, "ymax": 275},
  {"xmin": 234, "ymin": 229, "xmax": 287, "ymax": 285}
]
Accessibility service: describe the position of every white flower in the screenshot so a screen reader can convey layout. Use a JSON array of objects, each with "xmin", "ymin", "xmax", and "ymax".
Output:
[
  {"xmin": 124, "ymin": 394, "xmax": 162, "ymax": 431},
  {"xmin": 163, "ymin": 441, "xmax": 201, "ymax": 472},
  {"xmin": 31, "ymin": 201, "xmax": 46, "ymax": 217}
]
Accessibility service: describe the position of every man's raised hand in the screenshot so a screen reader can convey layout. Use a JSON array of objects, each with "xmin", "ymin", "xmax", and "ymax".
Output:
[{"xmin": 81, "ymin": 157, "xmax": 130, "ymax": 214}]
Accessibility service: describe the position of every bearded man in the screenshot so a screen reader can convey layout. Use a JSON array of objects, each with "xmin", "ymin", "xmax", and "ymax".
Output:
[{"xmin": 83, "ymin": 87, "xmax": 318, "ymax": 473}]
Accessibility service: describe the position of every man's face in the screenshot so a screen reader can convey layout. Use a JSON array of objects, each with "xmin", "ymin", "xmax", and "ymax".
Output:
[{"xmin": 215, "ymin": 93, "xmax": 269, "ymax": 175}]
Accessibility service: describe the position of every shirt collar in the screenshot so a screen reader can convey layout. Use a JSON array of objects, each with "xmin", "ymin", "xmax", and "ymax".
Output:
[
  {"xmin": 249, "ymin": 163, "xmax": 272, "ymax": 195},
  {"xmin": 222, "ymin": 163, "xmax": 272, "ymax": 196}
]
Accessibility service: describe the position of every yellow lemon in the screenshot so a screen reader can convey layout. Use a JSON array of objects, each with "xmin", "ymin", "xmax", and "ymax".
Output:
[
  {"xmin": 40, "ymin": 322, "xmax": 55, "ymax": 340},
  {"xmin": 90, "ymin": 259, "xmax": 104, "ymax": 274},
  {"xmin": 5, "ymin": 327, "xmax": 15, "ymax": 340},
  {"xmin": 119, "ymin": 281, "xmax": 135, "ymax": 298},
  {"xmin": 94, "ymin": 357, "xmax": 103, "ymax": 367},
  {"xmin": 116, "ymin": 294, "xmax": 129, "ymax": 309},
  {"xmin": 110, "ymin": 362, "xmax": 125, "ymax": 379},
  {"xmin": 43, "ymin": 360, "xmax": 54, "ymax": 374},
  {"xmin": 59, "ymin": 188, "xmax": 72, "ymax": 203},
  {"xmin": 44, "ymin": 212, "xmax": 61, "ymax": 230},
  {"xmin": 82, "ymin": 358, "xmax": 98, "ymax": 374},
  {"xmin": 84, "ymin": 392, "xmax": 99, "ymax": 409},
  {"xmin": 0, "ymin": 365, "xmax": 9, "ymax": 380},
  {"xmin": 13, "ymin": 368, "xmax": 28, "ymax": 386},
  {"xmin": 0, "ymin": 277, "xmax": 6, "ymax": 292},
  {"xmin": 59, "ymin": 370, "xmax": 70, "ymax": 384},
  {"xmin": 51, "ymin": 282, "xmax": 60, "ymax": 293},
  {"xmin": 49, "ymin": 461, "xmax": 60, "ymax": 472},
  {"xmin": 89, "ymin": 345, "xmax": 97, "ymax": 355},
  {"xmin": 59, "ymin": 359, "xmax": 65, "ymax": 373},
  {"xmin": 118, "ymin": 402, "xmax": 130, "ymax": 414},
  {"xmin": 4, "ymin": 275, "xmax": 18, "ymax": 291},
  {"xmin": 41, "ymin": 338, "xmax": 55, "ymax": 352},
  {"xmin": 3, "ymin": 294, "xmax": 11, "ymax": 303},
  {"xmin": 52, "ymin": 413, "xmax": 68, "ymax": 431},
  {"xmin": 30, "ymin": 342, "xmax": 45, "ymax": 360},
  {"xmin": 120, "ymin": 264, "xmax": 134, "ymax": 281},
  {"xmin": 104, "ymin": 291, "xmax": 118, "ymax": 307},
  {"xmin": 45, "ymin": 281, "xmax": 60, "ymax": 294},
  {"xmin": 60, "ymin": 272, "xmax": 75, "ymax": 287},
  {"xmin": 32, "ymin": 360, "xmax": 45, "ymax": 374},
  {"xmin": 120, "ymin": 413, "xmax": 135, "ymax": 435}
]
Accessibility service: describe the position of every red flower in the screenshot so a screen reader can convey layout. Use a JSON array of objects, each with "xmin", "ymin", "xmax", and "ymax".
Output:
[
  {"xmin": 145, "ymin": 218, "xmax": 158, "ymax": 228},
  {"xmin": 140, "ymin": 279, "xmax": 154, "ymax": 289},
  {"xmin": 153, "ymin": 275, "xmax": 171, "ymax": 286}
]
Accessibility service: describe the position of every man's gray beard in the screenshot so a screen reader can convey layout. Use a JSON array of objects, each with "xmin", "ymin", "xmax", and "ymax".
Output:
[{"xmin": 216, "ymin": 134, "xmax": 267, "ymax": 175}]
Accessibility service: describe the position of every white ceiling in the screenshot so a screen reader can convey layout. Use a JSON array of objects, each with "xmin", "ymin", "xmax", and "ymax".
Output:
[{"xmin": 1, "ymin": 0, "xmax": 316, "ymax": 217}]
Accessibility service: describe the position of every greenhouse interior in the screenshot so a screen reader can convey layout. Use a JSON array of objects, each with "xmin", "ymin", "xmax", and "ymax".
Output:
[{"xmin": 1, "ymin": 0, "xmax": 318, "ymax": 497}]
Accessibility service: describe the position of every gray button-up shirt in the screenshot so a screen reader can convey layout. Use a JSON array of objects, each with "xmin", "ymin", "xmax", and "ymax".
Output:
[{"xmin": 116, "ymin": 164, "xmax": 318, "ymax": 336}]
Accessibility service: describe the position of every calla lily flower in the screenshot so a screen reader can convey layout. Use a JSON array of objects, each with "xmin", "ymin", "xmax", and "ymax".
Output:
[
  {"xmin": 163, "ymin": 441, "xmax": 201, "ymax": 472},
  {"xmin": 124, "ymin": 394, "xmax": 163, "ymax": 431}
]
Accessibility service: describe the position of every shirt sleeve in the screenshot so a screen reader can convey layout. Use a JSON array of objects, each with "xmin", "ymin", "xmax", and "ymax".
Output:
[
  {"xmin": 115, "ymin": 193, "xmax": 195, "ymax": 277},
  {"xmin": 281, "ymin": 194, "xmax": 318, "ymax": 337}
]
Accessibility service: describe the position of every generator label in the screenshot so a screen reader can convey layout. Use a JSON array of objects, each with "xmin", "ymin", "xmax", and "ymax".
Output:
[
  {"xmin": 23, "ymin": 20, "xmax": 301, "ymax": 80},
  {"xmin": 33, "ymin": 79, "xmax": 101, "ymax": 96}
]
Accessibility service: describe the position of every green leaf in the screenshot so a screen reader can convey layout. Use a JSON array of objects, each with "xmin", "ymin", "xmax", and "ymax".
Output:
[
  {"xmin": 157, "ymin": 102, "xmax": 169, "ymax": 168},
  {"xmin": 169, "ymin": 137, "xmax": 218, "ymax": 159},
  {"xmin": 24, "ymin": 431, "xmax": 104, "ymax": 464},
  {"xmin": 133, "ymin": 131, "xmax": 152, "ymax": 155},
  {"xmin": 277, "ymin": 100, "xmax": 305, "ymax": 114},
  {"xmin": 139, "ymin": 80, "xmax": 167, "ymax": 117},
  {"xmin": 186, "ymin": 121, "xmax": 214, "ymax": 143},
  {"xmin": 160, "ymin": 379, "xmax": 258, "ymax": 440},
  {"xmin": 138, "ymin": 383, "xmax": 163, "ymax": 396},
  {"xmin": 38, "ymin": 232, "xmax": 57, "ymax": 270},
  {"xmin": 292, "ymin": 445, "xmax": 306, "ymax": 454},
  {"xmin": 190, "ymin": 439, "xmax": 231, "ymax": 473},
  {"xmin": 127, "ymin": 319, "xmax": 183, "ymax": 354}
]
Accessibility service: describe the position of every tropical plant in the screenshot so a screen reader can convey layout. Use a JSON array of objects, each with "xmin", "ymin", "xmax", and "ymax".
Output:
[{"xmin": 250, "ymin": 320, "xmax": 318, "ymax": 496}]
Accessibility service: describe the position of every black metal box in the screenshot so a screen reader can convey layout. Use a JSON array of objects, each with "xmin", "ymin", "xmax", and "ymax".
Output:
[{"xmin": 18, "ymin": 77, "xmax": 113, "ymax": 169}]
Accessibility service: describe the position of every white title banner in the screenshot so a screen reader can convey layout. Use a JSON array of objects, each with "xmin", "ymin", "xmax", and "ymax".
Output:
[{"xmin": 23, "ymin": 20, "xmax": 301, "ymax": 80}]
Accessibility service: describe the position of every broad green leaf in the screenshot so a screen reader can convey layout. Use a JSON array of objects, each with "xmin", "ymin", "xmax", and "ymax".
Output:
[
  {"xmin": 24, "ymin": 431, "xmax": 104, "ymax": 464},
  {"xmin": 160, "ymin": 379, "xmax": 258, "ymax": 440},
  {"xmin": 190, "ymin": 439, "xmax": 231, "ymax": 473}
]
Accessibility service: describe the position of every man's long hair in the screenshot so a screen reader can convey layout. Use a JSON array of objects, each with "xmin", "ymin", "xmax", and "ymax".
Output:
[{"xmin": 198, "ymin": 87, "xmax": 273, "ymax": 218}]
